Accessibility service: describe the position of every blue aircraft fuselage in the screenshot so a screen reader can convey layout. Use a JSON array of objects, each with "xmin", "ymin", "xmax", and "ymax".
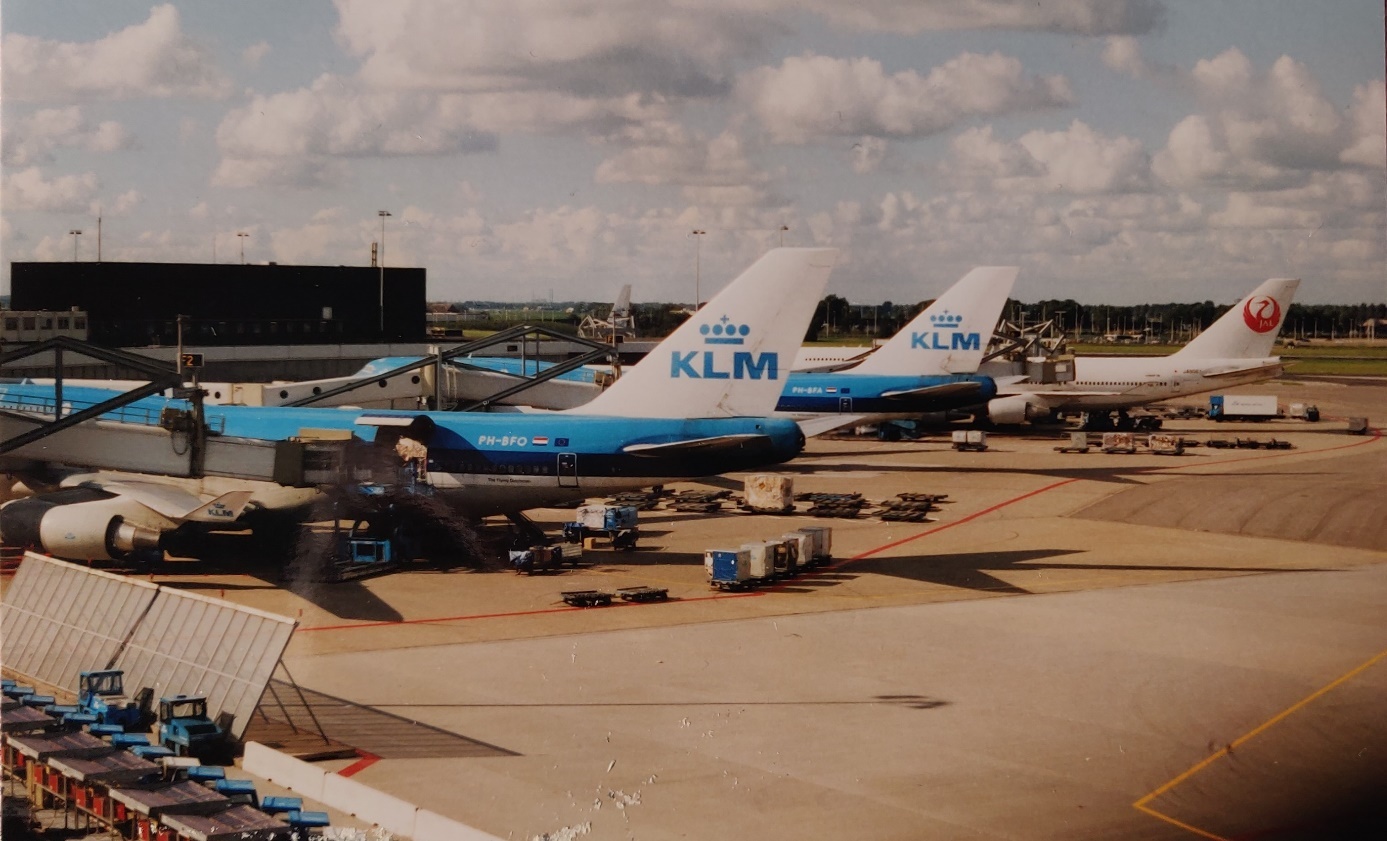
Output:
[
  {"xmin": 775, "ymin": 372, "xmax": 997, "ymax": 414},
  {"xmin": 0, "ymin": 383, "xmax": 803, "ymax": 516}
]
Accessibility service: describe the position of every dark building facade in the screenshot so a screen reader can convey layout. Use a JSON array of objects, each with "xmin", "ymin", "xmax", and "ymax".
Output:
[{"xmin": 10, "ymin": 261, "xmax": 425, "ymax": 347}]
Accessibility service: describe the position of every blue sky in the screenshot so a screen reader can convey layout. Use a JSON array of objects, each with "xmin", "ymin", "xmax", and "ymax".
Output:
[{"xmin": 3, "ymin": 1, "xmax": 1383, "ymax": 306}]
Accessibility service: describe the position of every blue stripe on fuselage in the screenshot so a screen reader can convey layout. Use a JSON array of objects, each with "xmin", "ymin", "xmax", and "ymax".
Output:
[{"xmin": 776, "ymin": 372, "xmax": 996, "ymax": 413}]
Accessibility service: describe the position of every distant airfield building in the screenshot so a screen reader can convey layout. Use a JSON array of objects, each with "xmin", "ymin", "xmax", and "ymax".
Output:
[{"xmin": 9, "ymin": 261, "xmax": 426, "ymax": 347}]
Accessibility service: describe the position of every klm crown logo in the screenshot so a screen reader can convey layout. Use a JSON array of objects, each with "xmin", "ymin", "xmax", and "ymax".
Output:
[
  {"xmin": 912, "ymin": 310, "xmax": 981, "ymax": 351},
  {"xmin": 673, "ymin": 315, "xmax": 778, "ymax": 380},
  {"xmin": 700, "ymin": 315, "xmax": 750, "ymax": 345}
]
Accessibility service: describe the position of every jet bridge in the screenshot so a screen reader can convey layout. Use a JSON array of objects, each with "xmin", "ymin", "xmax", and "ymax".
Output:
[
  {"xmin": 281, "ymin": 324, "xmax": 618, "ymax": 411},
  {"xmin": 0, "ymin": 337, "xmax": 187, "ymax": 457}
]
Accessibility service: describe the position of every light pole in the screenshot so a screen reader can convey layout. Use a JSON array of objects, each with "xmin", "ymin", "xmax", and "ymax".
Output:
[
  {"xmin": 377, "ymin": 210, "xmax": 391, "ymax": 335},
  {"xmin": 691, "ymin": 229, "xmax": 706, "ymax": 309},
  {"xmin": 779, "ymin": 225, "xmax": 789, "ymax": 246},
  {"xmin": 69, "ymin": 229, "xmax": 82, "ymax": 261},
  {"xmin": 237, "ymin": 232, "xmax": 248, "ymax": 264}
]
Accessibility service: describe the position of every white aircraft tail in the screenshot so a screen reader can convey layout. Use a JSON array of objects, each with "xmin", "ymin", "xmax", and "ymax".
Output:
[
  {"xmin": 1175, "ymin": 278, "xmax": 1300, "ymax": 360},
  {"xmin": 578, "ymin": 247, "xmax": 838, "ymax": 418},
  {"xmin": 612, "ymin": 284, "xmax": 632, "ymax": 318},
  {"xmin": 851, "ymin": 266, "xmax": 1018, "ymax": 376}
]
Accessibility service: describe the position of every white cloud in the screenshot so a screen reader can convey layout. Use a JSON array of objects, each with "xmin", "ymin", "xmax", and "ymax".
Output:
[
  {"xmin": 243, "ymin": 41, "xmax": 271, "ymax": 69},
  {"xmin": 945, "ymin": 122, "xmax": 1151, "ymax": 194},
  {"xmin": 851, "ymin": 137, "xmax": 890, "ymax": 174},
  {"xmin": 332, "ymin": 0, "xmax": 781, "ymax": 98},
  {"xmin": 1341, "ymin": 80, "xmax": 1386, "ymax": 169},
  {"xmin": 2, "ymin": 167, "xmax": 101, "ymax": 213},
  {"xmin": 738, "ymin": 52, "xmax": 1074, "ymax": 144},
  {"xmin": 1153, "ymin": 48, "xmax": 1374, "ymax": 189},
  {"xmin": 798, "ymin": 0, "xmax": 1164, "ymax": 36},
  {"xmin": 595, "ymin": 128, "xmax": 774, "ymax": 206},
  {"xmin": 213, "ymin": 73, "xmax": 674, "ymax": 187},
  {"xmin": 2, "ymin": 107, "xmax": 135, "ymax": 166},
  {"xmin": 2, "ymin": 5, "xmax": 231, "ymax": 102}
]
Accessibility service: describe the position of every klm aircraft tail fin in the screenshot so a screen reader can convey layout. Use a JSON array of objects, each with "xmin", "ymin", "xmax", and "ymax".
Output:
[
  {"xmin": 850, "ymin": 267, "xmax": 1017, "ymax": 376},
  {"xmin": 1174, "ymin": 278, "xmax": 1299, "ymax": 361},
  {"xmin": 578, "ymin": 247, "xmax": 838, "ymax": 418}
]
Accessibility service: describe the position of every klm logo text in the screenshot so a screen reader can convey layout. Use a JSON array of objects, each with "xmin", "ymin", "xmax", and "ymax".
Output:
[
  {"xmin": 911, "ymin": 332, "xmax": 980, "ymax": 351},
  {"xmin": 671, "ymin": 351, "xmax": 779, "ymax": 380}
]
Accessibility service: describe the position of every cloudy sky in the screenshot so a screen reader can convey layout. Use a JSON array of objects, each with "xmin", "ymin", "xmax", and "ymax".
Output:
[{"xmin": 2, "ymin": 1, "xmax": 1384, "ymax": 307}]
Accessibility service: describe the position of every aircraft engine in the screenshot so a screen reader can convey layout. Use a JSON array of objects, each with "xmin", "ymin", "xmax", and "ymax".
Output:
[
  {"xmin": 985, "ymin": 396, "xmax": 1049, "ymax": 425},
  {"xmin": 0, "ymin": 490, "xmax": 163, "ymax": 562}
]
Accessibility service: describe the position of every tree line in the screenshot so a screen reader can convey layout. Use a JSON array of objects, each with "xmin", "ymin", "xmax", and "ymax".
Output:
[{"xmin": 451, "ymin": 297, "xmax": 1387, "ymax": 342}]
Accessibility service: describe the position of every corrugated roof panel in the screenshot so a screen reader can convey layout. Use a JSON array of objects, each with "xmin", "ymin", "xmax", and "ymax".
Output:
[
  {"xmin": 118, "ymin": 586, "xmax": 295, "ymax": 740},
  {"xmin": 2, "ymin": 553, "xmax": 294, "ymax": 741},
  {"xmin": 0, "ymin": 554, "xmax": 157, "ymax": 692}
]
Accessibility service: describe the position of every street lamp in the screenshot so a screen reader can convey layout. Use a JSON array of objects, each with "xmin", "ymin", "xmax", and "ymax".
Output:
[
  {"xmin": 779, "ymin": 225, "xmax": 789, "ymax": 247},
  {"xmin": 377, "ymin": 210, "xmax": 391, "ymax": 335},
  {"xmin": 69, "ymin": 229, "xmax": 82, "ymax": 261},
  {"xmin": 237, "ymin": 232, "xmax": 249, "ymax": 264},
  {"xmin": 691, "ymin": 229, "xmax": 706, "ymax": 309}
]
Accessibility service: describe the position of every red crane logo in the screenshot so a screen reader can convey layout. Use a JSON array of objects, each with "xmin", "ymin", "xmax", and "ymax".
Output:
[{"xmin": 1243, "ymin": 295, "xmax": 1282, "ymax": 333}]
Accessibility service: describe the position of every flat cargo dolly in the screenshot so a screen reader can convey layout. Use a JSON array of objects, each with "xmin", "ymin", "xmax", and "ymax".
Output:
[
  {"xmin": 159, "ymin": 804, "xmax": 295, "ymax": 841},
  {"xmin": 48, "ymin": 751, "xmax": 159, "ymax": 786},
  {"xmin": 108, "ymin": 779, "xmax": 231, "ymax": 819},
  {"xmin": 617, "ymin": 586, "xmax": 669, "ymax": 603},
  {"xmin": 561, "ymin": 590, "xmax": 614, "ymax": 607}
]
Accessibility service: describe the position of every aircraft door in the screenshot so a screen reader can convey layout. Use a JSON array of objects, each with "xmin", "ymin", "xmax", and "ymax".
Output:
[
  {"xmin": 839, "ymin": 396, "xmax": 852, "ymax": 412},
  {"xmin": 557, "ymin": 452, "xmax": 579, "ymax": 487}
]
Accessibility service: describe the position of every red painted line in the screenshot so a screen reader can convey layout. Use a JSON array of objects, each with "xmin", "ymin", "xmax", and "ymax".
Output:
[
  {"xmin": 845, "ymin": 477, "xmax": 1081, "ymax": 563},
  {"xmin": 336, "ymin": 750, "xmax": 380, "ymax": 777},
  {"xmin": 296, "ymin": 433, "xmax": 1378, "ymax": 634},
  {"xmin": 296, "ymin": 589, "xmax": 762, "ymax": 633}
]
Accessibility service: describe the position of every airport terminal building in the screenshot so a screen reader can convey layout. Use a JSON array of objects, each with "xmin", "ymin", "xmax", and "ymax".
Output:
[{"xmin": 9, "ymin": 261, "xmax": 426, "ymax": 347}]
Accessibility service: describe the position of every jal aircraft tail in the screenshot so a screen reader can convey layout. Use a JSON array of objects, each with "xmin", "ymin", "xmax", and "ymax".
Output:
[
  {"xmin": 578, "ymin": 247, "xmax": 838, "ymax": 418},
  {"xmin": 1175, "ymin": 278, "xmax": 1300, "ymax": 360},
  {"xmin": 850, "ymin": 266, "xmax": 1018, "ymax": 376}
]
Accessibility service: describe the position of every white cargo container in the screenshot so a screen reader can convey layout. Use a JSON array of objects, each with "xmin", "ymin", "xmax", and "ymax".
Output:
[
  {"xmin": 951, "ymin": 429, "xmax": 987, "ymax": 451},
  {"xmin": 798, "ymin": 525, "xmax": 833, "ymax": 564},
  {"xmin": 744, "ymin": 474, "xmax": 794, "ymax": 512},
  {"xmin": 780, "ymin": 532, "xmax": 812, "ymax": 574},
  {"xmin": 742, "ymin": 541, "xmax": 779, "ymax": 579}
]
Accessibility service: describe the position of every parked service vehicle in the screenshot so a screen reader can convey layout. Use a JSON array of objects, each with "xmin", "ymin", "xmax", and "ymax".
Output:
[{"xmin": 1209, "ymin": 394, "xmax": 1279, "ymax": 421}]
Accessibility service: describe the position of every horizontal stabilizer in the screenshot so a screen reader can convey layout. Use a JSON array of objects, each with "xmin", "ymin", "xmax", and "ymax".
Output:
[
  {"xmin": 879, "ymin": 381, "xmax": 987, "ymax": 401},
  {"xmin": 622, "ymin": 433, "xmax": 771, "ymax": 456},
  {"xmin": 1200, "ymin": 361, "xmax": 1285, "ymax": 379},
  {"xmin": 184, "ymin": 491, "xmax": 255, "ymax": 523},
  {"xmin": 796, "ymin": 414, "xmax": 867, "ymax": 438}
]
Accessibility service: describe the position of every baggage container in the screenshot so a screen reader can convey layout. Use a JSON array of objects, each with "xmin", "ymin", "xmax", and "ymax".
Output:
[
  {"xmin": 705, "ymin": 548, "xmax": 752, "ymax": 588},
  {"xmin": 779, "ymin": 532, "xmax": 809, "ymax": 576},
  {"xmin": 743, "ymin": 540, "xmax": 787, "ymax": 580},
  {"xmin": 798, "ymin": 525, "xmax": 832, "ymax": 565},
  {"xmin": 744, "ymin": 474, "xmax": 794, "ymax": 512},
  {"xmin": 951, "ymin": 429, "xmax": 988, "ymax": 451}
]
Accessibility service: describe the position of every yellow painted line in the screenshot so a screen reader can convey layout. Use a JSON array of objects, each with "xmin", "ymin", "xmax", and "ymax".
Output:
[
  {"xmin": 1133, "ymin": 645, "xmax": 1387, "ymax": 837},
  {"xmin": 1133, "ymin": 802, "xmax": 1232, "ymax": 841}
]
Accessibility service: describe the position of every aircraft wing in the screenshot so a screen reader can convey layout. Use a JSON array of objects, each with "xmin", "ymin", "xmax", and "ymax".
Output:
[
  {"xmin": 622, "ymin": 433, "xmax": 772, "ymax": 456},
  {"xmin": 879, "ymin": 381, "xmax": 988, "ymax": 401}
]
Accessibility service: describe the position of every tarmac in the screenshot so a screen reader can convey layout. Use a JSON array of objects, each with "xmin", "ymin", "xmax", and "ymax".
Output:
[{"xmin": 46, "ymin": 378, "xmax": 1387, "ymax": 839}]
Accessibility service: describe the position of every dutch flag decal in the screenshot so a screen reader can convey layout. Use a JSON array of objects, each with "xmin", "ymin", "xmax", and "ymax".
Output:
[{"xmin": 532, "ymin": 436, "xmax": 550, "ymax": 446}]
